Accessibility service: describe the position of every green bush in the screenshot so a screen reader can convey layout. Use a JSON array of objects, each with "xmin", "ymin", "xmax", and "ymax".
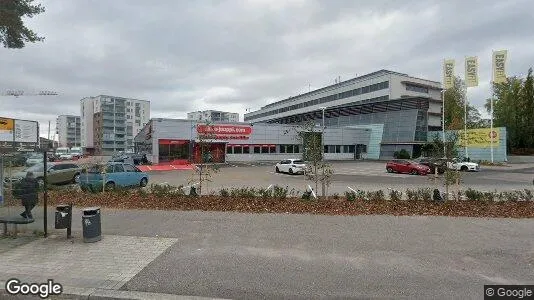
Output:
[
  {"xmin": 345, "ymin": 191, "xmax": 356, "ymax": 202},
  {"xmin": 464, "ymin": 188, "xmax": 483, "ymax": 201},
  {"xmin": 219, "ymin": 188, "xmax": 230, "ymax": 197},
  {"xmin": 302, "ymin": 190, "xmax": 312, "ymax": 201},
  {"xmin": 257, "ymin": 187, "xmax": 273, "ymax": 199},
  {"xmin": 148, "ymin": 183, "xmax": 185, "ymax": 197},
  {"xmin": 273, "ymin": 185, "xmax": 288, "ymax": 199},
  {"xmin": 230, "ymin": 187, "xmax": 257, "ymax": 198},
  {"xmin": 500, "ymin": 191, "xmax": 519, "ymax": 202},
  {"xmin": 389, "ymin": 189, "xmax": 403, "ymax": 201},
  {"xmin": 482, "ymin": 191, "xmax": 496, "ymax": 202},
  {"xmin": 356, "ymin": 190, "xmax": 367, "ymax": 201},
  {"xmin": 367, "ymin": 190, "xmax": 385, "ymax": 201},
  {"xmin": 332, "ymin": 193, "xmax": 340, "ymax": 200},
  {"xmin": 406, "ymin": 189, "xmax": 420, "ymax": 201},
  {"xmin": 417, "ymin": 188, "xmax": 432, "ymax": 201},
  {"xmin": 394, "ymin": 149, "xmax": 411, "ymax": 159}
]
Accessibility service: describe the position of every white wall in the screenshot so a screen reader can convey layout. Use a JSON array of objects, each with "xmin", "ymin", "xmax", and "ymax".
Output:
[{"xmin": 80, "ymin": 98, "xmax": 95, "ymax": 148}]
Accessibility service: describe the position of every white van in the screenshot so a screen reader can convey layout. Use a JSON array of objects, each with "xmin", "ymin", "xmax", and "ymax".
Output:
[{"xmin": 55, "ymin": 147, "xmax": 73, "ymax": 160}]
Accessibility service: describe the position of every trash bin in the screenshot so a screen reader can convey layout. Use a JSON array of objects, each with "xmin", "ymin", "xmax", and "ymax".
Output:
[
  {"xmin": 55, "ymin": 204, "xmax": 72, "ymax": 229},
  {"xmin": 82, "ymin": 207, "xmax": 101, "ymax": 243}
]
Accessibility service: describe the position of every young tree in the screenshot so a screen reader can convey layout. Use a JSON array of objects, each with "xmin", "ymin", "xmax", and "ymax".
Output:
[
  {"xmin": 0, "ymin": 0, "xmax": 46, "ymax": 48},
  {"xmin": 286, "ymin": 121, "xmax": 333, "ymax": 197},
  {"xmin": 189, "ymin": 122, "xmax": 219, "ymax": 196}
]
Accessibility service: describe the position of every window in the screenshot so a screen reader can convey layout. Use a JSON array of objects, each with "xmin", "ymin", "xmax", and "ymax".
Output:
[
  {"xmin": 227, "ymin": 146, "xmax": 233, "ymax": 154},
  {"xmin": 254, "ymin": 146, "xmax": 261, "ymax": 154},
  {"xmin": 234, "ymin": 146, "xmax": 242, "ymax": 154},
  {"xmin": 348, "ymin": 145, "xmax": 355, "ymax": 153},
  {"xmin": 335, "ymin": 145, "xmax": 341, "ymax": 153},
  {"xmin": 243, "ymin": 146, "xmax": 250, "ymax": 154},
  {"xmin": 124, "ymin": 164, "xmax": 136, "ymax": 172},
  {"xmin": 406, "ymin": 84, "xmax": 429, "ymax": 93},
  {"xmin": 280, "ymin": 145, "xmax": 286, "ymax": 153},
  {"xmin": 261, "ymin": 146, "xmax": 269, "ymax": 153},
  {"xmin": 324, "ymin": 145, "xmax": 329, "ymax": 153},
  {"xmin": 294, "ymin": 145, "xmax": 299, "ymax": 153},
  {"xmin": 114, "ymin": 165, "xmax": 125, "ymax": 173},
  {"xmin": 269, "ymin": 146, "xmax": 276, "ymax": 153},
  {"xmin": 362, "ymin": 86, "xmax": 370, "ymax": 93},
  {"xmin": 343, "ymin": 145, "xmax": 350, "ymax": 153}
]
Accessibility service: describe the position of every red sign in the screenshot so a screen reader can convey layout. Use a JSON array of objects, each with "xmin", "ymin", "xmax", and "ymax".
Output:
[
  {"xmin": 159, "ymin": 139, "xmax": 188, "ymax": 145},
  {"xmin": 197, "ymin": 125, "xmax": 252, "ymax": 135}
]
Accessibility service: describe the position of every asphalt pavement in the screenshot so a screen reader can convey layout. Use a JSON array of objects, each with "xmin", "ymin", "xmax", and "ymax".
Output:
[
  {"xmin": 2, "ymin": 208, "xmax": 532, "ymax": 299},
  {"xmin": 147, "ymin": 161, "xmax": 534, "ymax": 195}
]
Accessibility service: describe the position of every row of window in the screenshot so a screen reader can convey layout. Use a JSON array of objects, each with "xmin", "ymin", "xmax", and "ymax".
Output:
[
  {"xmin": 405, "ymin": 83, "xmax": 429, "ymax": 94},
  {"xmin": 245, "ymin": 81, "xmax": 390, "ymax": 121},
  {"xmin": 226, "ymin": 144, "xmax": 367, "ymax": 155}
]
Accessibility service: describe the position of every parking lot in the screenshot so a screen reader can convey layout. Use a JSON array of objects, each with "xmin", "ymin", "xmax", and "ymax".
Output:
[
  {"xmin": 3, "ymin": 158, "xmax": 533, "ymax": 196},
  {"xmin": 148, "ymin": 160, "xmax": 534, "ymax": 195}
]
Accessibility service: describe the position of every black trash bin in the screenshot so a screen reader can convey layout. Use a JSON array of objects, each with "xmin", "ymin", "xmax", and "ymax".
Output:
[
  {"xmin": 55, "ymin": 204, "xmax": 72, "ymax": 229},
  {"xmin": 82, "ymin": 207, "xmax": 101, "ymax": 243}
]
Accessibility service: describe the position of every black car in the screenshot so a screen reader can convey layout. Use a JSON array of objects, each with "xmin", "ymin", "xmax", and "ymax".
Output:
[{"xmin": 413, "ymin": 157, "xmax": 447, "ymax": 174}]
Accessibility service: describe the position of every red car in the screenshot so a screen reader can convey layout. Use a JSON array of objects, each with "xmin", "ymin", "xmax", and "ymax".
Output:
[{"xmin": 386, "ymin": 160, "xmax": 431, "ymax": 175}]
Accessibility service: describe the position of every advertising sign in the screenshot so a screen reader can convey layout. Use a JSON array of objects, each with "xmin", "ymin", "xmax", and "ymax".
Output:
[
  {"xmin": 0, "ymin": 117, "xmax": 14, "ymax": 142},
  {"xmin": 458, "ymin": 128, "xmax": 500, "ymax": 148},
  {"xmin": 0, "ymin": 156, "xmax": 3, "ymax": 205},
  {"xmin": 465, "ymin": 56, "xmax": 479, "ymax": 87},
  {"xmin": 443, "ymin": 59, "xmax": 455, "ymax": 89},
  {"xmin": 197, "ymin": 124, "xmax": 253, "ymax": 140},
  {"xmin": 14, "ymin": 120, "xmax": 38, "ymax": 143},
  {"xmin": 492, "ymin": 50, "xmax": 508, "ymax": 84}
]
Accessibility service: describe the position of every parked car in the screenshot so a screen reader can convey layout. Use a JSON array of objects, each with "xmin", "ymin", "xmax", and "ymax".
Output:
[
  {"xmin": 386, "ymin": 159, "xmax": 431, "ymax": 175},
  {"xmin": 111, "ymin": 152, "xmax": 148, "ymax": 165},
  {"xmin": 2, "ymin": 153, "xmax": 27, "ymax": 167},
  {"xmin": 25, "ymin": 153, "xmax": 44, "ymax": 166},
  {"xmin": 70, "ymin": 147, "xmax": 83, "ymax": 159},
  {"xmin": 412, "ymin": 157, "xmax": 447, "ymax": 174},
  {"xmin": 3, "ymin": 162, "xmax": 82, "ymax": 187},
  {"xmin": 79, "ymin": 162, "xmax": 149, "ymax": 191},
  {"xmin": 447, "ymin": 158, "xmax": 480, "ymax": 172},
  {"xmin": 275, "ymin": 159, "xmax": 306, "ymax": 175}
]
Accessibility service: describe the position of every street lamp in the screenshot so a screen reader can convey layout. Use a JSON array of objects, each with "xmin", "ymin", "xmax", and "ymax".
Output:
[
  {"xmin": 319, "ymin": 107, "xmax": 326, "ymax": 160},
  {"xmin": 441, "ymin": 89, "xmax": 446, "ymax": 158}
]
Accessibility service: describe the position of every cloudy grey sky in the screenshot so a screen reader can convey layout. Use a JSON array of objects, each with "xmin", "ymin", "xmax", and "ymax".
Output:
[{"xmin": 1, "ymin": 0, "xmax": 533, "ymax": 138}]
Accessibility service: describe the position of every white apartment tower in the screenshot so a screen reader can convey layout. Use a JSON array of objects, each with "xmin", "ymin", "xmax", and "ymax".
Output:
[
  {"xmin": 56, "ymin": 115, "xmax": 81, "ymax": 147},
  {"xmin": 81, "ymin": 95, "xmax": 150, "ymax": 155},
  {"xmin": 187, "ymin": 110, "xmax": 239, "ymax": 123}
]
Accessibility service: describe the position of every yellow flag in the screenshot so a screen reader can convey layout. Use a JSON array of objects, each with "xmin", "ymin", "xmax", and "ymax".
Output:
[
  {"xmin": 465, "ymin": 56, "xmax": 478, "ymax": 87},
  {"xmin": 443, "ymin": 59, "xmax": 455, "ymax": 89},
  {"xmin": 492, "ymin": 50, "xmax": 507, "ymax": 83}
]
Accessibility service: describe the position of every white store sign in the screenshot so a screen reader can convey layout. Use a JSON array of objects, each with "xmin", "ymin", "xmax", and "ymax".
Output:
[{"xmin": 14, "ymin": 120, "xmax": 38, "ymax": 143}]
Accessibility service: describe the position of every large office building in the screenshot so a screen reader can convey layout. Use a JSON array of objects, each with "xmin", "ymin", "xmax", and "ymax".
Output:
[
  {"xmin": 244, "ymin": 70, "xmax": 443, "ymax": 158},
  {"xmin": 187, "ymin": 110, "xmax": 239, "ymax": 123},
  {"xmin": 56, "ymin": 115, "xmax": 81, "ymax": 148},
  {"xmin": 81, "ymin": 95, "xmax": 150, "ymax": 155}
]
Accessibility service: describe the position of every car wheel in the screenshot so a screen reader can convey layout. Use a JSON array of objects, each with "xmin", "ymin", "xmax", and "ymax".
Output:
[
  {"xmin": 140, "ymin": 177, "xmax": 148, "ymax": 187},
  {"xmin": 289, "ymin": 168, "xmax": 294, "ymax": 175},
  {"xmin": 460, "ymin": 166, "xmax": 468, "ymax": 172},
  {"xmin": 105, "ymin": 182, "xmax": 115, "ymax": 191},
  {"xmin": 275, "ymin": 167, "xmax": 280, "ymax": 173},
  {"xmin": 410, "ymin": 169, "xmax": 418, "ymax": 175},
  {"xmin": 72, "ymin": 173, "xmax": 80, "ymax": 184},
  {"xmin": 386, "ymin": 167, "xmax": 393, "ymax": 173}
]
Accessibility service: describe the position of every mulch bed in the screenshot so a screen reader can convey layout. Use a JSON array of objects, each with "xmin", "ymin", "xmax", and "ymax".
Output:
[{"xmin": 3, "ymin": 191, "xmax": 533, "ymax": 218}]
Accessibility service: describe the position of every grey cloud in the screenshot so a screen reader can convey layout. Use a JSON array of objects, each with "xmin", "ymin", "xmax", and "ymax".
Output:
[{"xmin": 1, "ymin": 0, "xmax": 533, "ymax": 137}]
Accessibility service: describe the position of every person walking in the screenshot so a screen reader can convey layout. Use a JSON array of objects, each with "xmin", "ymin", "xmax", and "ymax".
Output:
[{"xmin": 15, "ymin": 171, "xmax": 39, "ymax": 219}]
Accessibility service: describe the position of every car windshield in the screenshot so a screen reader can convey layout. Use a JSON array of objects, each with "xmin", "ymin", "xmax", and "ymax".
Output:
[
  {"xmin": 29, "ymin": 153, "xmax": 42, "ymax": 158},
  {"xmin": 293, "ymin": 160, "xmax": 304, "ymax": 164}
]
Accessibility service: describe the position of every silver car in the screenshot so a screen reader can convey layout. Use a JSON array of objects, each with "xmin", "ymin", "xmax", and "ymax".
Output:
[{"xmin": 25, "ymin": 153, "xmax": 44, "ymax": 166}]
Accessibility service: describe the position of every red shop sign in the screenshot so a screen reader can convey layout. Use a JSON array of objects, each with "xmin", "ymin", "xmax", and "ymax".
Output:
[
  {"xmin": 197, "ymin": 124, "xmax": 252, "ymax": 135},
  {"xmin": 159, "ymin": 139, "xmax": 188, "ymax": 145}
]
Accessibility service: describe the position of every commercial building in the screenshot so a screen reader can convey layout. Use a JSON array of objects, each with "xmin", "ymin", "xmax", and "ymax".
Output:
[
  {"xmin": 56, "ymin": 115, "xmax": 81, "ymax": 148},
  {"xmin": 81, "ymin": 95, "xmax": 150, "ymax": 155},
  {"xmin": 134, "ymin": 118, "xmax": 377, "ymax": 165},
  {"xmin": 187, "ymin": 110, "xmax": 239, "ymax": 123},
  {"xmin": 244, "ymin": 70, "xmax": 443, "ymax": 158}
]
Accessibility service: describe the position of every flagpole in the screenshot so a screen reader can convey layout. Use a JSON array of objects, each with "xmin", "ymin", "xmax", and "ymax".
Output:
[
  {"xmin": 464, "ymin": 57, "xmax": 468, "ymax": 159},
  {"xmin": 442, "ymin": 89, "xmax": 446, "ymax": 157},
  {"xmin": 490, "ymin": 50, "xmax": 495, "ymax": 163}
]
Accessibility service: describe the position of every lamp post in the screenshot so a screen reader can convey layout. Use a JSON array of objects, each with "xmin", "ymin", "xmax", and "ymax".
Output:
[
  {"xmin": 319, "ymin": 107, "xmax": 326, "ymax": 160},
  {"xmin": 441, "ymin": 89, "xmax": 446, "ymax": 157}
]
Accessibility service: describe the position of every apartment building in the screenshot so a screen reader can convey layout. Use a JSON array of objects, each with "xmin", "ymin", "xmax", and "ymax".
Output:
[
  {"xmin": 56, "ymin": 115, "xmax": 81, "ymax": 147},
  {"xmin": 244, "ymin": 70, "xmax": 443, "ymax": 158},
  {"xmin": 187, "ymin": 110, "xmax": 239, "ymax": 123},
  {"xmin": 81, "ymin": 95, "xmax": 150, "ymax": 155}
]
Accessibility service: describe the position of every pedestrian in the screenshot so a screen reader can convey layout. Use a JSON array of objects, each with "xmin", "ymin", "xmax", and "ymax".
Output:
[{"xmin": 15, "ymin": 171, "xmax": 39, "ymax": 219}]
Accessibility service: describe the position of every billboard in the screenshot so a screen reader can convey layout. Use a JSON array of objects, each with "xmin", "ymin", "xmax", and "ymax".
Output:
[
  {"xmin": 14, "ymin": 119, "xmax": 38, "ymax": 143},
  {"xmin": 458, "ymin": 128, "xmax": 500, "ymax": 148},
  {"xmin": 0, "ymin": 117, "xmax": 14, "ymax": 142},
  {"xmin": 197, "ymin": 124, "xmax": 253, "ymax": 140}
]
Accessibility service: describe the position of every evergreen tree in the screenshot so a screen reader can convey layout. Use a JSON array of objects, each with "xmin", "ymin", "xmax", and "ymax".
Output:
[{"xmin": 0, "ymin": 0, "xmax": 45, "ymax": 48}]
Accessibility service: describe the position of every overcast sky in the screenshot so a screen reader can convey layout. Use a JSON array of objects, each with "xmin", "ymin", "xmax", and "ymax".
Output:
[{"xmin": 1, "ymin": 0, "xmax": 533, "ymax": 138}]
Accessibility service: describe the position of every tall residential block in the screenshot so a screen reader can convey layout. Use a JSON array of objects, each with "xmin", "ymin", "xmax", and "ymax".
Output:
[
  {"xmin": 187, "ymin": 110, "xmax": 239, "ymax": 123},
  {"xmin": 56, "ymin": 115, "xmax": 81, "ymax": 147},
  {"xmin": 81, "ymin": 95, "xmax": 150, "ymax": 155}
]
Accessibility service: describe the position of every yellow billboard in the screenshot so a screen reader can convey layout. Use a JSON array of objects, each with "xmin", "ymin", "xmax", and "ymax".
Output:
[
  {"xmin": 0, "ymin": 118, "xmax": 14, "ymax": 142},
  {"xmin": 458, "ymin": 128, "xmax": 500, "ymax": 148}
]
